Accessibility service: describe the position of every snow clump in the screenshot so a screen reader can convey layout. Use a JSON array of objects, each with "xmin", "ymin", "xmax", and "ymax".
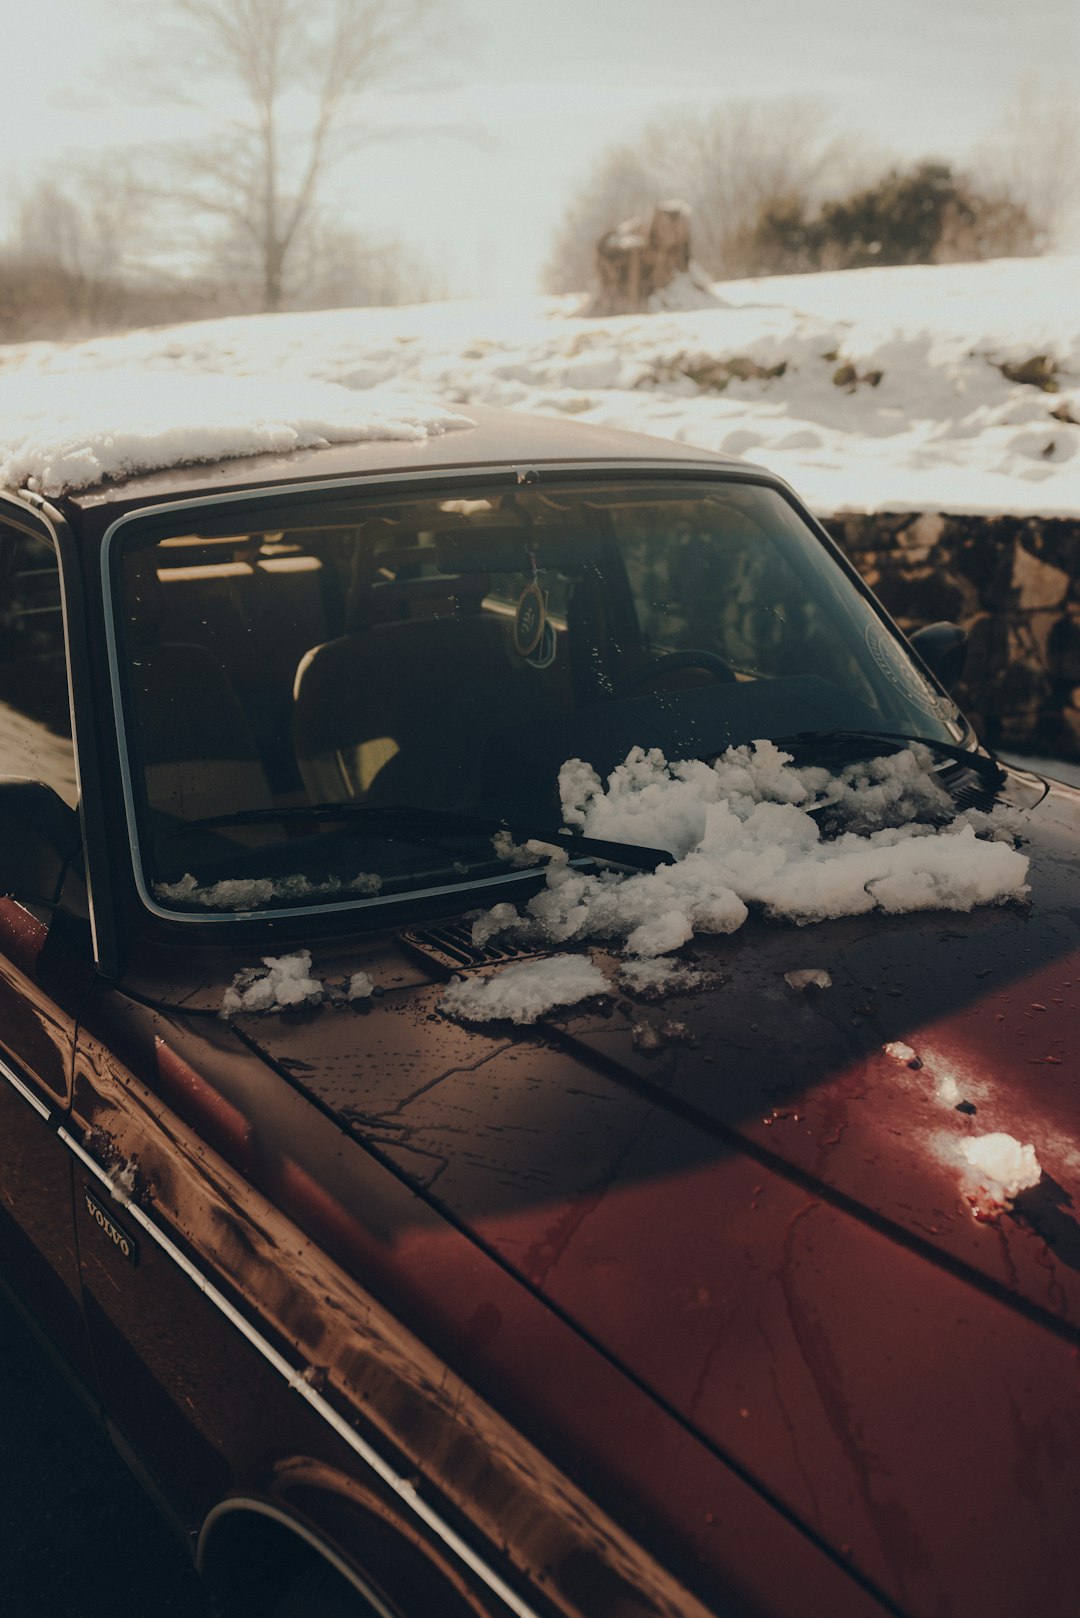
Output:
[
  {"xmin": 616, "ymin": 956, "xmax": 707, "ymax": 998},
  {"xmin": 935, "ymin": 1068, "xmax": 962, "ymax": 1106},
  {"xmin": 157, "ymin": 869, "xmax": 381, "ymax": 911},
  {"xmin": 960, "ymin": 1132, "xmax": 1042, "ymax": 1211},
  {"xmin": 347, "ymin": 970, "xmax": 374, "ymax": 1000},
  {"xmin": 222, "ymin": 950, "xmax": 325, "ymax": 1016},
  {"xmin": 490, "ymin": 830, "xmax": 547, "ymax": 867},
  {"xmin": 0, "ymin": 371, "xmax": 475, "ymax": 496},
  {"xmin": 784, "ymin": 968, "xmax": 832, "ymax": 991},
  {"xmin": 474, "ymin": 742, "xmax": 1029, "ymax": 958},
  {"xmin": 439, "ymin": 954, "xmax": 608, "ymax": 1025}
]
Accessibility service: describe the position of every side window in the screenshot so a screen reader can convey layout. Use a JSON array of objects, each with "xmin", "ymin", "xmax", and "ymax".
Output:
[{"xmin": 0, "ymin": 523, "xmax": 79, "ymax": 808}]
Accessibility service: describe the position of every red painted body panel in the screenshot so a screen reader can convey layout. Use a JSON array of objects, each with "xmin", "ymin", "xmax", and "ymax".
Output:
[
  {"xmin": 122, "ymin": 776, "xmax": 1078, "ymax": 1618},
  {"xmin": 72, "ymin": 980, "xmax": 884, "ymax": 1618},
  {"xmin": 1, "ymin": 440, "xmax": 1078, "ymax": 1616},
  {"xmin": 0, "ymin": 899, "xmax": 96, "ymax": 1386}
]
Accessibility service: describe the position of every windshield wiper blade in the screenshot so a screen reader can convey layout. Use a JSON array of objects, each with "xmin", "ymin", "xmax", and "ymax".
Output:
[
  {"xmin": 773, "ymin": 729, "xmax": 1005, "ymax": 789},
  {"xmin": 498, "ymin": 823, "xmax": 677, "ymax": 872},
  {"xmin": 167, "ymin": 801, "xmax": 675, "ymax": 872}
]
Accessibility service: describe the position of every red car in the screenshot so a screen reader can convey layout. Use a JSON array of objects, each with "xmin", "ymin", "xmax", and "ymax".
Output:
[{"xmin": 1, "ymin": 404, "xmax": 1077, "ymax": 1617}]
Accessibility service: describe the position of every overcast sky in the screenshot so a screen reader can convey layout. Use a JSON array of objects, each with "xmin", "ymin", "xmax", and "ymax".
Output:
[{"xmin": 3, "ymin": 0, "xmax": 1076, "ymax": 296}]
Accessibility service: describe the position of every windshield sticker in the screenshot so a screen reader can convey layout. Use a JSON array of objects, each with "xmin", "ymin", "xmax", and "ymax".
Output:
[
  {"xmin": 514, "ymin": 580, "xmax": 547, "ymax": 657},
  {"xmin": 864, "ymin": 620, "xmax": 950, "ymax": 721}
]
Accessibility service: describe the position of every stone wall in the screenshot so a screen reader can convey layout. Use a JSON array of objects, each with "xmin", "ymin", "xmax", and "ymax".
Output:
[{"xmin": 822, "ymin": 512, "xmax": 1080, "ymax": 760}]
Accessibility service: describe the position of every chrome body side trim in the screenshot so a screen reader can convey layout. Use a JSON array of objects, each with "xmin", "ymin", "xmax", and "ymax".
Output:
[
  {"xmin": 0, "ymin": 1051, "xmax": 52, "ymax": 1122},
  {"xmin": 0, "ymin": 1008, "xmax": 536, "ymax": 1611},
  {"xmin": 57, "ymin": 1125, "xmax": 543, "ymax": 1618}
]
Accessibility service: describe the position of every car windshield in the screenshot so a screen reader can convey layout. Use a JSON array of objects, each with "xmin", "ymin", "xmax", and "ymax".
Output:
[{"xmin": 112, "ymin": 476, "xmax": 963, "ymax": 917}]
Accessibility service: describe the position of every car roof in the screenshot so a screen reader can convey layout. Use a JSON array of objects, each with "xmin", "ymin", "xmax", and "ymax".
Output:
[{"xmin": 54, "ymin": 402, "xmax": 749, "ymax": 521}]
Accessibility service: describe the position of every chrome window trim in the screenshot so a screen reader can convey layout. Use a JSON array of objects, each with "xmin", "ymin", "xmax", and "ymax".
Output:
[
  {"xmin": 58, "ymin": 1123, "xmax": 544, "ymax": 1618},
  {"xmin": 100, "ymin": 459, "xmax": 751, "ymax": 929}
]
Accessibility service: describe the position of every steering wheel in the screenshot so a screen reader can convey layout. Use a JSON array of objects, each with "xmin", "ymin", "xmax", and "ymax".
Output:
[{"xmin": 609, "ymin": 648, "xmax": 736, "ymax": 699}]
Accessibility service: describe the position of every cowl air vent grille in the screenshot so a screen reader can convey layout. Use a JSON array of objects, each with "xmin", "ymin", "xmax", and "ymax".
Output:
[
  {"xmin": 942, "ymin": 764, "xmax": 1001, "ymax": 815},
  {"xmin": 401, "ymin": 920, "xmax": 545, "ymax": 972}
]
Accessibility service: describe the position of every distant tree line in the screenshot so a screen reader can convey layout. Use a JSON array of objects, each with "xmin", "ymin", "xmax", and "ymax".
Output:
[
  {"xmin": 0, "ymin": 0, "xmax": 447, "ymax": 342},
  {"xmin": 0, "ymin": 168, "xmax": 440, "ymax": 344},
  {"xmin": 748, "ymin": 161, "xmax": 1035, "ymax": 276},
  {"xmin": 544, "ymin": 83, "xmax": 1079, "ymax": 294},
  {"xmin": 3, "ymin": 22, "xmax": 1075, "ymax": 343}
]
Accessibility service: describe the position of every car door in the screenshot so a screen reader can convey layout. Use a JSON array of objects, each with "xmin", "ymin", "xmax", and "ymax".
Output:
[
  {"xmin": 0, "ymin": 515, "xmax": 96, "ymax": 1386},
  {"xmin": 69, "ymin": 990, "xmax": 297, "ymax": 1531}
]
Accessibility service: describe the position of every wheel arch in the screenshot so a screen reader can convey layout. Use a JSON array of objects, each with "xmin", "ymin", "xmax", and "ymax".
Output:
[
  {"xmin": 198, "ymin": 1495, "xmax": 399, "ymax": 1616},
  {"xmin": 197, "ymin": 1466, "xmax": 506, "ymax": 1618}
]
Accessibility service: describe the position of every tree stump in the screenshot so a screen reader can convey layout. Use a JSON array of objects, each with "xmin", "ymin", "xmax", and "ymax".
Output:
[{"xmin": 589, "ymin": 201, "xmax": 711, "ymax": 315}]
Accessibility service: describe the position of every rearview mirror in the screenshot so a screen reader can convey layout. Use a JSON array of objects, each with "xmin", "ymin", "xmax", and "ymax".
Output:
[
  {"xmin": 0, "ymin": 780, "xmax": 82, "ymax": 907},
  {"xmin": 908, "ymin": 621, "xmax": 968, "ymax": 692}
]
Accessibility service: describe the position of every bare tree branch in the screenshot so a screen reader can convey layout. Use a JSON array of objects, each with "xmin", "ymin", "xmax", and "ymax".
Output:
[
  {"xmin": 146, "ymin": 0, "xmax": 449, "ymax": 310},
  {"xmin": 543, "ymin": 99, "xmax": 848, "ymax": 294},
  {"xmin": 971, "ymin": 76, "xmax": 1080, "ymax": 248}
]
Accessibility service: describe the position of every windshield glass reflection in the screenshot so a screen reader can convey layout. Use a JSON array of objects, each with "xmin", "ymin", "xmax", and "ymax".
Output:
[{"xmin": 114, "ymin": 479, "xmax": 961, "ymax": 915}]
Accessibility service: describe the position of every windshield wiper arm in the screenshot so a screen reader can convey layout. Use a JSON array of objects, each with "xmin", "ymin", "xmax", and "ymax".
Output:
[
  {"xmin": 772, "ymin": 729, "xmax": 1005, "ymax": 789},
  {"xmin": 500, "ymin": 822, "xmax": 676, "ymax": 871},
  {"xmin": 166, "ymin": 801, "xmax": 675, "ymax": 873}
]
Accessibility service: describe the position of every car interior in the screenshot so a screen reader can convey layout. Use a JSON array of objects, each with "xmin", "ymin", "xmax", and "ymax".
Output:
[
  {"xmin": 116, "ymin": 481, "xmax": 924, "ymax": 895},
  {"xmin": 124, "ymin": 509, "xmax": 589, "ymax": 830}
]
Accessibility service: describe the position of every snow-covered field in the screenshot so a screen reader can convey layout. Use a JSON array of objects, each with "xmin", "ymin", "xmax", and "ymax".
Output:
[{"xmin": 1, "ymin": 255, "xmax": 1076, "ymax": 517}]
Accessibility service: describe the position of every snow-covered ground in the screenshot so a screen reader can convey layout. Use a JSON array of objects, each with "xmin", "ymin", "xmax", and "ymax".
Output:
[{"xmin": 1, "ymin": 255, "xmax": 1076, "ymax": 517}]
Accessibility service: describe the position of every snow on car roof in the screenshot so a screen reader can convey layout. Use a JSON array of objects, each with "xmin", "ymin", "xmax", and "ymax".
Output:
[
  {"xmin": 0, "ymin": 371, "xmax": 477, "ymax": 499},
  {"xmin": 1, "ymin": 384, "xmax": 742, "ymax": 512}
]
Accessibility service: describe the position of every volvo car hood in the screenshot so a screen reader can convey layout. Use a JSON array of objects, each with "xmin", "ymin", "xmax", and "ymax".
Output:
[{"xmin": 141, "ymin": 776, "xmax": 1080, "ymax": 1617}]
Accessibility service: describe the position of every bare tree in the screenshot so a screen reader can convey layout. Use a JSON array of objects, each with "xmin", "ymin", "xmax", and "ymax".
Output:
[
  {"xmin": 18, "ymin": 164, "xmax": 149, "ymax": 295},
  {"xmin": 289, "ymin": 214, "xmax": 443, "ymax": 308},
  {"xmin": 643, "ymin": 99, "xmax": 846, "ymax": 278},
  {"xmin": 544, "ymin": 98, "xmax": 847, "ymax": 294},
  {"xmin": 972, "ymin": 77, "xmax": 1080, "ymax": 249},
  {"xmin": 544, "ymin": 144, "xmax": 657, "ymax": 296},
  {"xmin": 5, "ymin": 161, "xmax": 152, "ymax": 333},
  {"xmin": 210, "ymin": 208, "xmax": 442, "ymax": 310},
  {"xmin": 152, "ymin": 0, "xmax": 448, "ymax": 311}
]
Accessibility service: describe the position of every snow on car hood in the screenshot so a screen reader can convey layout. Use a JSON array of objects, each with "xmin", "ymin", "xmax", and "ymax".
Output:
[
  {"xmin": 0, "ymin": 370, "xmax": 474, "ymax": 495},
  {"xmin": 115, "ymin": 764, "xmax": 1080, "ymax": 1616},
  {"xmin": 148, "ymin": 767, "xmax": 1077, "ymax": 1336},
  {"xmin": 223, "ymin": 779, "xmax": 1080, "ymax": 1330},
  {"xmin": 197, "ymin": 775, "xmax": 1080, "ymax": 1618}
]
